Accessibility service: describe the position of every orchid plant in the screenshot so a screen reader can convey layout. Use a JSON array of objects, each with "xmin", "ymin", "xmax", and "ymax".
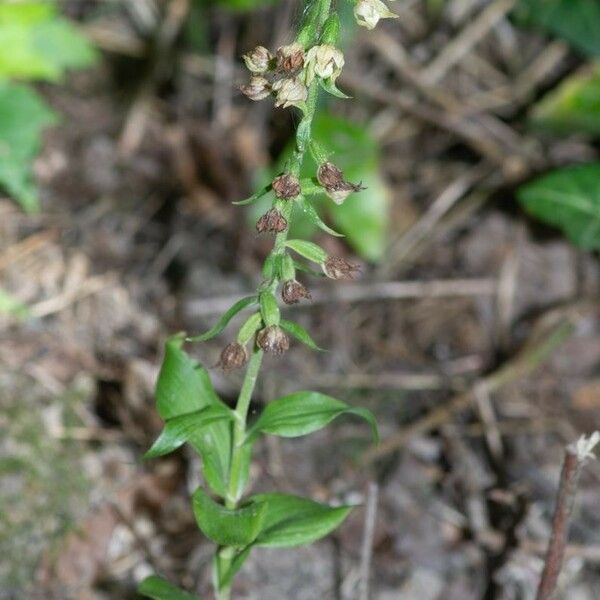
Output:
[{"xmin": 137, "ymin": 0, "xmax": 397, "ymax": 598}]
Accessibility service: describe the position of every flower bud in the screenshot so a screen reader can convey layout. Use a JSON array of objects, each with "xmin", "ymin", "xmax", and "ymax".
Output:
[
  {"xmin": 243, "ymin": 46, "xmax": 273, "ymax": 73},
  {"xmin": 272, "ymin": 77, "xmax": 308, "ymax": 109},
  {"xmin": 256, "ymin": 325, "xmax": 290, "ymax": 355},
  {"xmin": 256, "ymin": 209, "xmax": 288, "ymax": 234},
  {"xmin": 281, "ymin": 280, "xmax": 312, "ymax": 305},
  {"xmin": 276, "ymin": 43, "xmax": 305, "ymax": 73},
  {"xmin": 218, "ymin": 342, "xmax": 249, "ymax": 370},
  {"xmin": 240, "ymin": 76, "xmax": 271, "ymax": 101},
  {"xmin": 305, "ymin": 44, "xmax": 345, "ymax": 85},
  {"xmin": 354, "ymin": 0, "xmax": 398, "ymax": 30},
  {"xmin": 272, "ymin": 173, "xmax": 301, "ymax": 199},
  {"xmin": 323, "ymin": 256, "xmax": 360, "ymax": 280},
  {"xmin": 317, "ymin": 161, "xmax": 365, "ymax": 204}
]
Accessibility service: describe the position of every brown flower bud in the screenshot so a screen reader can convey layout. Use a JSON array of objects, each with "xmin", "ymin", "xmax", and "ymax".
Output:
[
  {"xmin": 317, "ymin": 161, "xmax": 364, "ymax": 205},
  {"xmin": 272, "ymin": 173, "xmax": 301, "ymax": 199},
  {"xmin": 276, "ymin": 43, "xmax": 305, "ymax": 73},
  {"xmin": 323, "ymin": 256, "xmax": 360, "ymax": 280},
  {"xmin": 240, "ymin": 76, "xmax": 271, "ymax": 101},
  {"xmin": 243, "ymin": 46, "xmax": 273, "ymax": 73},
  {"xmin": 256, "ymin": 325, "xmax": 290, "ymax": 355},
  {"xmin": 218, "ymin": 342, "xmax": 249, "ymax": 370},
  {"xmin": 281, "ymin": 280, "xmax": 312, "ymax": 305},
  {"xmin": 256, "ymin": 209, "xmax": 288, "ymax": 233}
]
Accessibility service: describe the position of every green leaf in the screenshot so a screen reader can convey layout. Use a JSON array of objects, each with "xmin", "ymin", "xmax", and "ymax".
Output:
[
  {"xmin": 145, "ymin": 405, "xmax": 234, "ymax": 459},
  {"xmin": 280, "ymin": 319, "xmax": 324, "ymax": 351},
  {"xmin": 285, "ymin": 239, "xmax": 328, "ymax": 264},
  {"xmin": 155, "ymin": 335, "xmax": 220, "ymax": 419},
  {"xmin": 297, "ymin": 196, "xmax": 344, "ymax": 237},
  {"xmin": 187, "ymin": 296, "xmax": 256, "ymax": 342},
  {"xmin": 319, "ymin": 77, "xmax": 351, "ymax": 99},
  {"xmin": 246, "ymin": 391, "xmax": 379, "ymax": 443},
  {"xmin": 237, "ymin": 312, "xmax": 262, "ymax": 345},
  {"xmin": 138, "ymin": 575, "xmax": 201, "ymax": 600},
  {"xmin": 0, "ymin": 81, "xmax": 57, "ymax": 211},
  {"xmin": 192, "ymin": 488, "xmax": 267, "ymax": 547},
  {"xmin": 233, "ymin": 184, "xmax": 272, "ymax": 206},
  {"xmin": 155, "ymin": 336, "xmax": 232, "ymax": 497},
  {"xmin": 529, "ymin": 62, "xmax": 600, "ymax": 136},
  {"xmin": 514, "ymin": 0, "xmax": 600, "ymax": 56},
  {"xmin": 280, "ymin": 253, "xmax": 296, "ymax": 281},
  {"xmin": 252, "ymin": 493, "xmax": 353, "ymax": 547},
  {"xmin": 259, "ymin": 291, "xmax": 280, "ymax": 326},
  {"xmin": 517, "ymin": 162, "xmax": 600, "ymax": 250},
  {"xmin": 0, "ymin": 1, "xmax": 97, "ymax": 81}
]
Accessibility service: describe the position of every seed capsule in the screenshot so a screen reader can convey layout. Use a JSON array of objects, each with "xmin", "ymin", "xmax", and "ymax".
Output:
[
  {"xmin": 317, "ymin": 161, "xmax": 365, "ymax": 204},
  {"xmin": 256, "ymin": 325, "xmax": 290, "ymax": 355},
  {"xmin": 243, "ymin": 46, "xmax": 273, "ymax": 73},
  {"xmin": 272, "ymin": 173, "xmax": 301, "ymax": 200},
  {"xmin": 281, "ymin": 280, "xmax": 312, "ymax": 305},
  {"xmin": 256, "ymin": 209, "xmax": 288, "ymax": 234},
  {"xmin": 240, "ymin": 76, "xmax": 271, "ymax": 101},
  {"xmin": 218, "ymin": 342, "xmax": 249, "ymax": 370},
  {"xmin": 323, "ymin": 256, "xmax": 360, "ymax": 280}
]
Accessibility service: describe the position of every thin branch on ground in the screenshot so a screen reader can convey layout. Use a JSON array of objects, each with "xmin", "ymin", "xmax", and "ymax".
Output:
[{"xmin": 536, "ymin": 432, "xmax": 600, "ymax": 600}]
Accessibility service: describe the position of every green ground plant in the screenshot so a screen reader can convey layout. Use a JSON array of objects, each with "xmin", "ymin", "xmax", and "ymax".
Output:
[{"xmin": 137, "ymin": 0, "xmax": 395, "ymax": 597}]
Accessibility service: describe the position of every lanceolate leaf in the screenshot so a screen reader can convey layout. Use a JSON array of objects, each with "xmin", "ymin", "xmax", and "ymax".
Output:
[
  {"xmin": 154, "ymin": 336, "xmax": 232, "ymax": 497},
  {"xmin": 251, "ymin": 493, "xmax": 353, "ymax": 547},
  {"xmin": 192, "ymin": 488, "xmax": 267, "ymax": 547},
  {"xmin": 155, "ymin": 335, "xmax": 220, "ymax": 419},
  {"xmin": 297, "ymin": 196, "xmax": 344, "ymax": 237},
  {"xmin": 187, "ymin": 296, "xmax": 256, "ymax": 342},
  {"xmin": 280, "ymin": 319, "xmax": 325, "ymax": 351},
  {"xmin": 233, "ymin": 184, "xmax": 272, "ymax": 205},
  {"xmin": 285, "ymin": 239, "xmax": 328, "ymax": 264},
  {"xmin": 319, "ymin": 77, "xmax": 351, "ymax": 99},
  {"xmin": 246, "ymin": 391, "xmax": 378, "ymax": 442},
  {"xmin": 237, "ymin": 312, "xmax": 263, "ymax": 344},
  {"xmin": 517, "ymin": 162, "xmax": 600, "ymax": 250},
  {"xmin": 144, "ymin": 405, "xmax": 234, "ymax": 459},
  {"xmin": 138, "ymin": 575, "xmax": 201, "ymax": 600}
]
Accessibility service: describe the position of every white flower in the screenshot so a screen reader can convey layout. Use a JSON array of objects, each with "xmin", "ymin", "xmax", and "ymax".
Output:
[
  {"xmin": 304, "ymin": 45, "xmax": 345, "ymax": 85},
  {"xmin": 354, "ymin": 0, "xmax": 398, "ymax": 30},
  {"xmin": 243, "ymin": 46, "xmax": 273, "ymax": 73},
  {"xmin": 276, "ymin": 43, "xmax": 305, "ymax": 73},
  {"xmin": 272, "ymin": 77, "xmax": 308, "ymax": 109}
]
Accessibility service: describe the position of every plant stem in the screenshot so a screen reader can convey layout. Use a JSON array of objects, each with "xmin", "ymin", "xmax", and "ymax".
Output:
[{"xmin": 215, "ymin": 2, "xmax": 331, "ymax": 596}]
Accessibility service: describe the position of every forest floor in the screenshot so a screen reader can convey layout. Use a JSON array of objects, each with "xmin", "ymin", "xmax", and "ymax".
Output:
[{"xmin": 0, "ymin": 1, "xmax": 599, "ymax": 599}]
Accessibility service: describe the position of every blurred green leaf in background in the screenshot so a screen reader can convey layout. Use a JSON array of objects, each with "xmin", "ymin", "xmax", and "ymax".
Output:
[
  {"xmin": 0, "ymin": 1, "xmax": 97, "ymax": 212},
  {"xmin": 515, "ymin": 0, "xmax": 600, "ymax": 57},
  {"xmin": 517, "ymin": 163, "xmax": 600, "ymax": 250},
  {"xmin": 529, "ymin": 62, "xmax": 600, "ymax": 137}
]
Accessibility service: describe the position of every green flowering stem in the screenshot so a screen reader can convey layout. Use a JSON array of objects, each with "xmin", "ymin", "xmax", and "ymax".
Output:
[{"xmin": 214, "ymin": 2, "xmax": 331, "ymax": 598}]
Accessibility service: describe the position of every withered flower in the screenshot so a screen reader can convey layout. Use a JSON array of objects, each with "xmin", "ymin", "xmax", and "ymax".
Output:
[
  {"xmin": 272, "ymin": 173, "xmax": 301, "ymax": 200},
  {"xmin": 256, "ymin": 325, "xmax": 290, "ymax": 355},
  {"xmin": 272, "ymin": 77, "xmax": 308, "ymax": 109},
  {"xmin": 323, "ymin": 256, "xmax": 360, "ymax": 280},
  {"xmin": 281, "ymin": 280, "xmax": 311, "ymax": 305},
  {"xmin": 256, "ymin": 209, "xmax": 288, "ymax": 233},
  {"xmin": 243, "ymin": 46, "xmax": 273, "ymax": 73},
  {"xmin": 218, "ymin": 342, "xmax": 249, "ymax": 370},
  {"xmin": 276, "ymin": 43, "xmax": 305, "ymax": 73},
  {"xmin": 240, "ymin": 76, "xmax": 271, "ymax": 101},
  {"xmin": 317, "ymin": 161, "xmax": 364, "ymax": 204}
]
